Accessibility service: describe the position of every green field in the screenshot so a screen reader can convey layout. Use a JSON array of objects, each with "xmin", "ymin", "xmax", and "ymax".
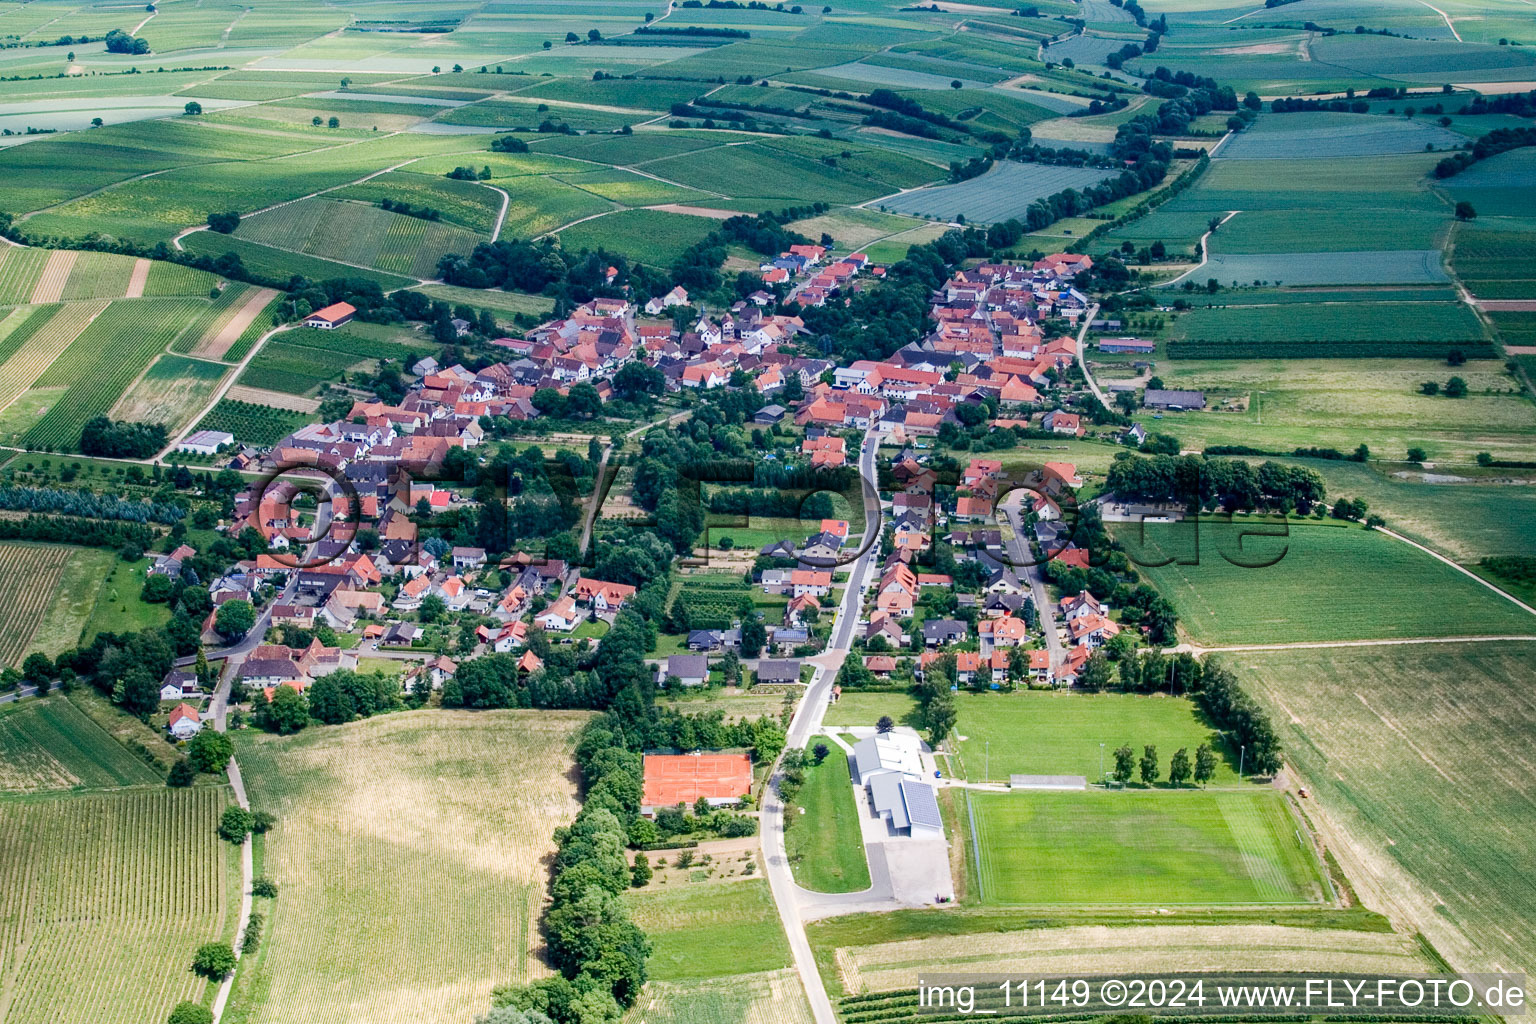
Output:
[
  {"xmin": 784, "ymin": 743, "xmax": 871, "ymax": 893},
  {"xmin": 197, "ymin": 398, "xmax": 314, "ymax": 445},
  {"xmin": 10, "ymin": 298, "xmax": 205, "ymax": 451},
  {"xmin": 1163, "ymin": 300, "xmax": 1489, "ymax": 359},
  {"xmin": 967, "ymin": 789, "xmax": 1327, "ymax": 905},
  {"xmin": 238, "ymin": 327, "xmax": 427, "ymax": 395},
  {"xmin": 1233, "ymin": 641, "xmax": 1536, "ymax": 976},
  {"xmin": 555, "ymin": 209, "xmax": 720, "ymax": 267},
  {"xmin": 233, "ymin": 196, "xmax": 483, "ymax": 279},
  {"xmin": 952, "ymin": 691, "xmax": 1239, "ymax": 786},
  {"xmin": 0, "ymin": 696, "xmax": 162, "ymax": 793},
  {"xmin": 228, "ymin": 710, "xmax": 586, "ymax": 1024},
  {"xmin": 180, "ymin": 232, "xmax": 415, "ymax": 290},
  {"xmin": 626, "ymin": 879, "xmax": 794, "ymax": 982},
  {"xmin": 1120, "ymin": 519, "xmax": 1536, "ymax": 646}
]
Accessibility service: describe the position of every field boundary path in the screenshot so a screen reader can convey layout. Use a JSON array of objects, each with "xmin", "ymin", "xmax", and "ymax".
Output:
[
  {"xmin": 1176, "ymin": 634, "xmax": 1536, "ymax": 655},
  {"xmin": 1415, "ymin": 0, "xmax": 1462, "ymax": 40},
  {"xmin": 1073, "ymin": 302, "xmax": 1106, "ymax": 407},
  {"xmin": 209, "ymin": 653, "xmax": 253, "ymax": 1024},
  {"xmin": 158, "ymin": 322, "xmax": 297, "ymax": 460},
  {"xmin": 479, "ymin": 182, "xmax": 511, "ymax": 241},
  {"xmin": 1162, "ymin": 210, "xmax": 1239, "ymax": 288}
]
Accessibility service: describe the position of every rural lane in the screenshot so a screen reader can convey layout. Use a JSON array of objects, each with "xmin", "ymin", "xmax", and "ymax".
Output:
[
  {"xmin": 209, "ymin": 649, "xmax": 254, "ymax": 1024},
  {"xmin": 1073, "ymin": 302, "xmax": 1105, "ymax": 408},
  {"xmin": 760, "ymin": 426, "xmax": 882, "ymax": 1024},
  {"xmin": 1163, "ymin": 210, "xmax": 1239, "ymax": 288}
]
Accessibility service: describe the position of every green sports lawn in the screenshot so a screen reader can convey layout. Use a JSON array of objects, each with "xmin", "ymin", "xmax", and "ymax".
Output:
[
  {"xmin": 967, "ymin": 789, "xmax": 1327, "ymax": 906},
  {"xmin": 1119, "ymin": 519, "xmax": 1536, "ymax": 646},
  {"xmin": 953, "ymin": 691, "xmax": 1239, "ymax": 786}
]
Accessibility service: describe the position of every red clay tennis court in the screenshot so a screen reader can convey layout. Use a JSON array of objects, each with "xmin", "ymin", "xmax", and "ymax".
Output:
[{"xmin": 642, "ymin": 753, "xmax": 753, "ymax": 810}]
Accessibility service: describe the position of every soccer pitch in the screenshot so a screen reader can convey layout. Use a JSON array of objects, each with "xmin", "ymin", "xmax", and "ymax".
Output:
[{"xmin": 967, "ymin": 789, "xmax": 1328, "ymax": 907}]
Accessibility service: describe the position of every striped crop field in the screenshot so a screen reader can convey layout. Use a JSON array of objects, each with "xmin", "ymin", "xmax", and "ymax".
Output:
[
  {"xmin": 0, "ymin": 247, "xmax": 49, "ymax": 305},
  {"xmin": 110, "ymin": 355, "xmax": 228, "ymax": 434},
  {"xmin": 170, "ymin": 283, "xmax": 255, "ymax": 355},
  {"xmin": 142, "ymin": 260, "xmax": 222, "ymax": 297},
  {"xmin": 0, "ymin": 301, "xmax": 106, "ymax": 417},
  {"xmin": 0, "ymin": 787, "xmax": 237, "ymax": 1024},
  {"xmin": 0, "ymin": 695, "xmax": 161, "ymax": 792},
  {"xmin": 234, "ymin": 197, "xmax": 481, "ymax": 279},
  {"xmin": 0, "ymin": 542, "xmax": 71, "ymax": 665},
  {"xmin": 228, "ymin": 710, "xmax": 586, "ymax": 1024},
  {"xmin": 19, "ymin": 298, "xmax": 203, "ymax": 451},
  {"xmin": 58, "ymin": 251, "xmax": 139, "ymax": 301}
]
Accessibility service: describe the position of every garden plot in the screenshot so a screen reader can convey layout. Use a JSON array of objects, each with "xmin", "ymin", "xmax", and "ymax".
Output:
[{"xmin": 880, "ymin": 161, "xmax": 1117, "ymax": 224}]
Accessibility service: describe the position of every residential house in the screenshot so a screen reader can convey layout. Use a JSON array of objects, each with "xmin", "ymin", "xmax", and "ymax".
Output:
[{"xmin": 168, "ymin": 703, "xmax": 202, "ymax": 740}]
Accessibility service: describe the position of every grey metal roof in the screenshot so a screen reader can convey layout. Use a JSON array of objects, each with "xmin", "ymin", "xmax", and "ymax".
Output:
[
  {"xmin": 868, "ymin": 772, "xmax": 909, "ymax": 830},
  {"xmin": 900, "ymin": 779, "xmax": 942, "ymax": 830},
  {"xmin": 667, "ymin": 654, "xmax": 709, "ymax": 678}
]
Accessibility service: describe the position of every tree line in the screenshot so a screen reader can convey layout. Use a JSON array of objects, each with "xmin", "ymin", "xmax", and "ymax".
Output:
[{"xmin": 1104, "ymin": 452, "xmax": 1327, "ymax": 512}]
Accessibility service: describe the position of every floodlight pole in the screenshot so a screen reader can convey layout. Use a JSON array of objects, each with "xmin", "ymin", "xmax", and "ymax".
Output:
[
  {"xmin": 985, "ymin": 740, "xmax": 989, "ymax": 784},
  {"xmin": 1099, "ymin": 742, "xmax": 1104, "ymax": 782},
  {"xmin": 1239, "ymin": 744, "xmax": 1246, "ymax": 779}
]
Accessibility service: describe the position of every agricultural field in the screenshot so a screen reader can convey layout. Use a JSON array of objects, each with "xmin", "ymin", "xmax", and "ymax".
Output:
[
  {"xmin": 0, "ymin": 696, "xmax": 161, "ymax": 793},
  {"xmin": 1452, "ymin": 222, "xmax": 1536, "ymax": 299},
  {"xmin": 950, "ymin": 691, "xmax": 1240, "ymax": 786},
  {"xmin": 238, "ymin": 325, "xmax": 428, "ymax": 395},
  {"xmin": 626, "ymin": 878, "xmax": 794, "ymax": 983},
  {"xmin": 1219, "ymin": 112, "xmax": 1467, "ymax": 161},
  {"xmin": 1119, "ymin": 519, "xmax": 1536, "ymax": 646},
  {"xmin": 1233, "ymin": 641, "xmax": 1536, "ymax": 976},
  {"xmin": 555, "ymin": 209, "xmax": 721, "ymax": 266},
  {"xmin": 9, "ymin": 298, "xmax": 206, "ymax": 451},
  {"xmin": 28, "ymin": 546, "xmax": 120, "ymax": 661},
  {"xmin": 197, "ymin": 398, "xmax": 315, "ymax": 445},
  {"xmin": 0, "ymin": 769, "xmax": 238, "ymax": 1024},
  {"xmin": 181, "ymin": 232, "xmax": 415, "ymax": 291},
  {"xmin": 0, "ymin": 542, "xmax": 74, "ymax": 665},
  {"xmin": 966, "ymin": 788, "xmax": 1328, "ymax": 905},
  {"xmin": 878, "ymin": 161, "xmax": 1117, "ymax": 224},
  {"xmin": 624, "ymin": 970, "xmax": 814, "ymax": 1024},
  {"xmin": 1195, "ymin": 250, "xmax": 1452, "ymax": 287},
  {"xmin": 783, "ymin": 743, "xmax": 871, "ymax": 893},
  {"xmin": 1162, "ymin": 298, "xmax": 1488, "ymax": 357},
  {"xmin": 110, "ymin": 355, "xmax": 228, "ymax": 435},
  {"xmin": 233, "ymin": 196, "xmax": 484, "ymax": 280},
  {"xmin": 1142, "ymin": 356, "xmax": 1536, "ymax": 464},
  {"xmin": 229, "ymin": 710, "xmax": 587, "ymax": 1024}
]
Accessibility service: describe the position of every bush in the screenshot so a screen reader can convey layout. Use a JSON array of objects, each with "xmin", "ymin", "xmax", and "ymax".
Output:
[
  {"xmin": 252, "ymin": 876, "xmax": 278, "ymax": 898},
  {"xmin": 218, "ymin": 806, "xmax": 255, "ymax": 843},
  {"xmin": 207, "ymin": 210, "xmax": 240, "ymax": 233},
  {"xmin": 190, "ymin": 942, "xmax": 236, "ymax": 980},
  {"xmin": 167, "ymin": 758, "xmax": 196, "ymax": 788},
  {"xmin": 168, "ymin": 1001, "xmax": 214, "ymax": 1024},
  {"xmin": 187, "ymin": 729, "xmax": 233, "ymax": 773}
]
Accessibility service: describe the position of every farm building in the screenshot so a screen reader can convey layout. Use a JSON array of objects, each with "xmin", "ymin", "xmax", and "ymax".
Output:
[
  {"xmin": 178, "ymin": 429, "xmax": 234, "ymax": 455},
  {"xmin": 852, "ymin": 734, "xmax": 942, "ymax": 840},
  {"xmin": 641, "ymin": 752, "xmax": 752, "ymax": 815},
  {"xmin": 1143, "ymin": 389, "xmax": 1207, "ymax": 410},
  {"xmin": 1097, "ymin": 337, "xmax": 1155, "ymax": 354},
  {"xmin": 304, "ymin": 301, "xmax": 357, "ymax": 329}
]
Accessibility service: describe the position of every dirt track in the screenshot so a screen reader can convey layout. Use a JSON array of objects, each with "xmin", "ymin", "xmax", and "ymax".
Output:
[{"xmin": 196, "ymin": 287, "xmax": 279, "ymax": 360}]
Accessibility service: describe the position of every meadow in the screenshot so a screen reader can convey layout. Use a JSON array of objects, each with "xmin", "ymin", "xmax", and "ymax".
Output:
[
  {"xmin": 1119, "ymin": 519, "xmax": 1536, "ymax": 646},
  {"xmin": 783, "ymin": 743, "xmax": 871, "ymax": 893},
  {"xmin": 1233, "ymin": 641, "xmax": 1536, "ymax": 977},
  {"xmin": 229, "ymin": 710, "xmax": 587, "ymax": 1024},
  {"xmin": 950, "ymin": 691, "xmax": 1239, "ymax": 785},
  {"xmin": 239, "ymin": 327, "xmax": 427, "ymax": 395},
  {"xmin": 29, "ymin": 545, "xmax": 119, "ymax": 660},
  {"xmin": 626, "ymin": 970, "xmax": 814, "ymax": 1024},
  {"xmin": 967, "ymin": 789, "xmax": 1327, "ymax": 905},
  {"xmin": 110, "ymin": 355, "xmax": 229, "ymax": 435},
  {"xmin": 626, "ymin": 878, "xmax": 794, "ymax": 983}
]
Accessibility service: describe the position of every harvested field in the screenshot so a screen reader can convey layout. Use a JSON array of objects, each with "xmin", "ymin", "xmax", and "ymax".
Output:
[
  {"xmin": 0, "ymin": 541, "xmax": 71, "ymax": 665},
  {"xmin": 834, "ymin": 924, "xmax": 1428, "ymax": 994},
  {"xmin": 28, "ymin": 249, "xmax": 77, "ymax": 304},
  {"xmin": 1233, "ymin": 642, "xmax": 1536, "ymax": 976},
  {"xmin": 228, "ymin": 710, "xmax": 586, "ymax": 1024},
  {"xmin": 192, "ymin": 286, "xmax": 281, "ymax": 360}
]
